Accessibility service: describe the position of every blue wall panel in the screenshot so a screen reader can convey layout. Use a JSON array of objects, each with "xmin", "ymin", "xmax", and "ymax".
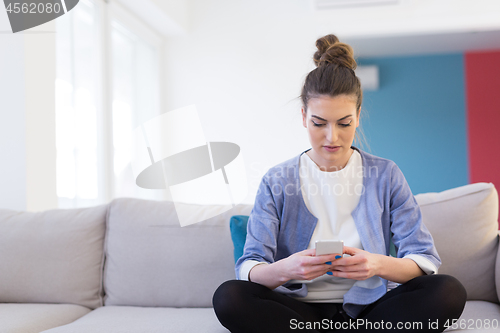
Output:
[{"xmin": 357, "ymin": 54, "xmax": 468, "ymax": 195}]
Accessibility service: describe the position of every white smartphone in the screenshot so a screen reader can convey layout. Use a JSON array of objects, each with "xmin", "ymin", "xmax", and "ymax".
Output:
[{"xmin": 315, "ymin": 240, "xmax": 344, "ymax": 256}]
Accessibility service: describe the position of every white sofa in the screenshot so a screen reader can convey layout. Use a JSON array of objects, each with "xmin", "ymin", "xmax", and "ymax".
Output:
[{"xmin": 0, "ymin": 182, "xmax": 499, "ymax": 333}]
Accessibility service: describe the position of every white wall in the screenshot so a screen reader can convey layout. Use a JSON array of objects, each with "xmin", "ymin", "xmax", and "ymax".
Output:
[
  {"xmin": 2, "ymin": 0, "xmax": 499, "ymax": 209},
  {"xmin": 162, "ymin": 0, "xmax": 500, "ymax": 205},
  {"xmin": 150, "ymin": 0, "xmax": 189, "ymax": 32},
  {"xmin": 24, "ymin": 23, "xmax": 57, "ymax": 212},
  {"xmin": 0, "ymin": 9, "xmax": 56, "ymax": 211},
  {"xmin": 163, "ymin": 1, "xmax": 317, "ymax": 204},
  {"xmin": 0, "ymin": 11, "xmax": 27, "ymax": 211}
]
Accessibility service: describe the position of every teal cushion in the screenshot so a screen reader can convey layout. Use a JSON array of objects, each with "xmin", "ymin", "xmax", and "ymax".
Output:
[
  {"xmin": 229, "ymin": 215, "xmax": 249, "ymax": 263},
  {"xmin": 389, "ymin": 237, "xmax": 397, "ymax": 257}
]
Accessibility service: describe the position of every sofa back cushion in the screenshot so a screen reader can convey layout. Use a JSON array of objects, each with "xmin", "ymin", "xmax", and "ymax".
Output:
[
  {"xmin": 103, "ymin": 198, "xmax": 252, "ymax": 308},
  {"xmin": 415, "ymin": 182, "xmax": 499, "ymax": 303},
  {"xmin": 0, "ymin": 205, "xmax": 107, "ymax": 309}
]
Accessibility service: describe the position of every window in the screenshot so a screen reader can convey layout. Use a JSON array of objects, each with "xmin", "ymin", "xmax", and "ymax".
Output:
[
  {"xmin": 109, "ymin": 2, "xmax": 162, "ymax": 200},
  {"xmin": 56, "ymin": 0, "xmax": 163, "ymax": 208}
]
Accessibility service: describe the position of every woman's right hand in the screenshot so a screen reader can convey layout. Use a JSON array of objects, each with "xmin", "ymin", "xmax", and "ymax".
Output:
[
  {"xmin": 248, "ymin": 249, "xmax": 342, "ymax": 289},
  {"xmin": 280, "ymin": 248, "xmax": 342, "ymax": 281}
]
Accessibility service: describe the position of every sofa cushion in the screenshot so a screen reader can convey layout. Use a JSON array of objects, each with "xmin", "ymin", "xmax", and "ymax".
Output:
[
  {"xmin": 103, "ymin": 198, "xmax": 252, "ymax": 307},
  {"xmin": 40, "ymin": 306, "xmax": 229, "ymax": 333},
  {"xmin": 444, "ymin": 300, "xmax": 500, "ymax": 332},
  {"xmin": 0, "ymin": 303, "xmax": 91, "ymax": 333},
  {"xmin": 0, "ymin": 205, "xmax": 107, "ymax": 309},
  {"xmin": 415, "ymin": 182, "xmax": 499, "ymax": 303}
]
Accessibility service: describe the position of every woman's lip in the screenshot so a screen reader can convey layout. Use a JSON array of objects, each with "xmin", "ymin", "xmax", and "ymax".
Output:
[{"xmin": 324, "ymin": 146, "xmax": 341, "ymax": 152}]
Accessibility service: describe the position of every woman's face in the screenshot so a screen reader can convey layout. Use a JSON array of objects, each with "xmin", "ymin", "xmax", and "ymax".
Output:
[{"xmin": 302, "ymin": 94, "xmax": 360, "ymax": 172}]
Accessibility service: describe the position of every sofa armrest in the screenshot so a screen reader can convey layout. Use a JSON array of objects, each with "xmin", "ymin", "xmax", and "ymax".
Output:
[{"xmin": 496, "ymin": 230, "xmax": 500, "ymax": 303}]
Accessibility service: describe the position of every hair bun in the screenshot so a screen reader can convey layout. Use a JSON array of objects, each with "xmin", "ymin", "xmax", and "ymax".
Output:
[{"xmin": 313, "ymin": 34, "xmax": 357, "ymax": 70}]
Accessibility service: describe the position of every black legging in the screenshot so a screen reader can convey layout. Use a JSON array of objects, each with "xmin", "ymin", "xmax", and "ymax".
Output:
[{"xmin": 212, "ymin": 274, "xmax": 466, "ymax": 332}]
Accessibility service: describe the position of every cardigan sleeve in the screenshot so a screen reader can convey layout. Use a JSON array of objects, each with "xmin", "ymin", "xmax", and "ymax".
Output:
[
  {"xmin": 388, "ymin": 163, "xmax": 441, "ymax": 274},
  {"xmin": 233, "ymin": 169, "xmax": 309, "ymax": 297},
  {"xmin": 234, "ymin": 175, "xmax": 281, "ymax": 280}
]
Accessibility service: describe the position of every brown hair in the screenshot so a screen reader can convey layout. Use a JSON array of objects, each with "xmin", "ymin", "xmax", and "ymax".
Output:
[
  {"xmin": 300, "ymin": 34, "xmax": 369, "ymax": 150},
  {"xmin": 300, "ymin": 35, "xmax": 363, "ymax": 112}
]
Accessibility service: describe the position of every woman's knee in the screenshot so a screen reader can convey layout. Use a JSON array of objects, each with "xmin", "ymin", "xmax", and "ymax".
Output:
[
  {"xmin": 427, "ymin": 275, "xmax": 467, "ymax": 301},
  {"xmin": 213, "ymin": 280, "xmax": 254, "ymax": 318},
  {"xmin": 436, "ymin": 275, "xmax": 467, "ymax": 312},
  {"xmin": 418, "ymin": 274, "xmax": 467, "ymax": 317},
  {"xmin": 213, "ymin": 280, "xmax": 240, "ymax": 310}
]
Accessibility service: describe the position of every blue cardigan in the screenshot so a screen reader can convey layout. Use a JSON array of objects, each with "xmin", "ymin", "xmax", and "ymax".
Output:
[{"xmin": 235, "ymin": 146, "xmax": 441, "ymax": 318}]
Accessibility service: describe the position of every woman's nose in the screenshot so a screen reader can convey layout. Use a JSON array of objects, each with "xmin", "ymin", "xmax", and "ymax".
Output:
[{"xmin": 326, "ymin": 126, "xmax": 338, "ymax": 142}]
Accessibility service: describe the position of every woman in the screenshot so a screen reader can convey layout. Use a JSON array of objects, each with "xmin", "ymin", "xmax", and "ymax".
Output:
[{"xmin": 213, "ymin": 34, "xmax": 466, "ymax": 332}]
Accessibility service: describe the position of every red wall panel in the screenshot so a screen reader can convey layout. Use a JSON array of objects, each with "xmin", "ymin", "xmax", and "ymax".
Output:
[{"xmin": 465, "ymin": 50, "xmax": 500, "ymax": 228}]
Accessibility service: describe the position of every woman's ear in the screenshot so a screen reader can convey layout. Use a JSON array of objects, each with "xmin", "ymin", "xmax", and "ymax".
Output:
[{"xmin": 302, "ymin": 107, "xmax": 307, "ymax": 128}]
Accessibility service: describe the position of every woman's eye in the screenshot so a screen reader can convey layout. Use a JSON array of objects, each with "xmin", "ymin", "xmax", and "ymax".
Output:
[{"xmin": 312, "ymin": 120, "xmax": 352, "ymax": 127}]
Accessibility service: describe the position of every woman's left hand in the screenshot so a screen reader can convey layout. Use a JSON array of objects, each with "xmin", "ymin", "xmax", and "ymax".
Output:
[{"xmin": 328, "ymin": 246, "xmax": 382, "ymax": 280}]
